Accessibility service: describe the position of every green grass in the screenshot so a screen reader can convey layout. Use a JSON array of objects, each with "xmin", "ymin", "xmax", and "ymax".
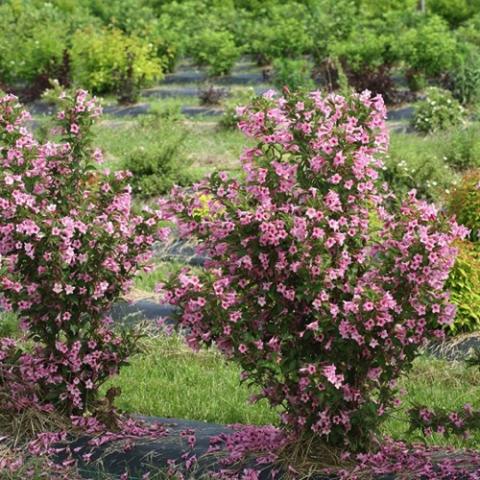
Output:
[
  {"xmin": 93, "ymin": 112, "xmax": 247, "ymax": 178},
  {"xmin": 104, "ymin": 335, "xmax": 278, "ymax": 426},
  {"xmin": 105, "ymin": 335, "xmax": 480, "ymax": 448},
  {"xmin": 182, "ymin": 124, "xmax": 248, "ymax": 175},
  {"xmin": 0, "ymin": 311, "xmax": 20, "ymax": 338},
  {"xmin": 384, "ymin": 356, "xmax": 480, "ymax": 448}
]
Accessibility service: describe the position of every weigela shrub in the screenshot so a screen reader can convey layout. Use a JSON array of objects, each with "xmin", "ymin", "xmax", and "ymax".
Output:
[
  {"xmin": 161, "ymin": 89, "xmax": 466, "ymax": 451},
  {"xmin": 123, "ymin": 115, "xmax": 193, "ymax": 197},
  {"xmin": 409, "ymin": 402, "xmax": 480, "ymax": 440},
  {"xmin": 411, "ymin": 87, "xmax": 465, "ymax": 134},
  {"xmin": 0, "ymin": 91, "xmax": 163, "ymax": 414}
]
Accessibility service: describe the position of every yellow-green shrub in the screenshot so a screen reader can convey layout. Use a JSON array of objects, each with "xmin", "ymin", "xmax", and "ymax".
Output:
[
  {"xmin": 447, "ymin": 169, "xmax": 480, "ymax": 242},
  {"xmin": 446, "ymin": 241, "xmax": 480, "ymax": 334},
  {"xmin": 70, "ymin": 27, "xmax": 163, "ymax": 102}
]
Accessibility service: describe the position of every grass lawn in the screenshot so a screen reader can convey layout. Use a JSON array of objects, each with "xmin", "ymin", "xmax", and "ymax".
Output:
[
  {"xmin": 103, "ymin": 335, "xmax": 278, "ymax": 426},
  {"xmin": 104, "ymin": 333, "xmax": 480, "ymax": 449},
  {"xmin": 93, "ymin": 113, "xmax": 247, "ymax": 179}
]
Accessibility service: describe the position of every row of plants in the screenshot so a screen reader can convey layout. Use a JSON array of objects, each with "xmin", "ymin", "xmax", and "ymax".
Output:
[{"xmin": 3, "ymin": 0, "xmax": 480, "ymax": 105}]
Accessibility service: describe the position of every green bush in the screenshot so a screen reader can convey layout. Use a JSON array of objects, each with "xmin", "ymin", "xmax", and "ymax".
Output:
[
  {"xmin": 439, "ymin": 124, "xmax": 480, "ymax": 171},
  {"xmin": 448, "ymin": 43, "xmax": 480, "ymax": 106},
  {"xmin": 124, "ymin": 117, "xmax": 192, "ymax": 196},
  {"xmin": 457, "ymin": 13, "xmax": 480, "ymax": 47},
  {"xmin": 70, "ymin": 27, "xmax": 163, "ymax": 102},
  {"xmin": 397, "ymin": 15, "xmax": 458, "ymax": 85},
  {"xmin": 272, "ymin": 58, "xmax": 315, "ymax": 91},
  {"xmin": 191, "ymin": 30, "xmax": 240, "ymax": 77},
  {"xmin": 447, "ymin": 169, "xmax": 480, "ymax": 242},
  {"xmin": 86, "ymin": 0, "xmax": 180, "ymax": 73},
  {"xmin": 246, "ymin": 2, "xmax": 313, "ymax": 63},
  {"xmin": 383, "ymin": 131, "xmax": 458, "ymax": 202},
  {"xmin": 330, "ymin": 18, "xmax": 399, "ymax": 98},
  {"xmin": 411, "ymin": 87, "xmax": 465, "ymax": 134},
  {"xmin": 429, "ymin": 0, "xmax": 480, "ymax": 28},
  {"xmin": 157, "ymin": 1, "xmax": 237, "ymax": 60},
  {"xmin": 445, "ymin": 241, "xmax": 480, "ymax": 335},
  {"xmin": 0, "ymin": 1, "xmax": 71, "ymax": 95},
  {"xmin": 308, "ymin": 0, "xmax": 357, "ymax": 60}
]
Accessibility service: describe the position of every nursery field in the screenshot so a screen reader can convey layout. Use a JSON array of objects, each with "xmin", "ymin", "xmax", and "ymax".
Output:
[{"xmin": 4, "ymin": 1, "xmax": 480, "ymax": 479}]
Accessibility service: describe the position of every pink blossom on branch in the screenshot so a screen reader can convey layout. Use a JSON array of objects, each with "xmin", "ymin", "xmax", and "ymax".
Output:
[
  {"xmin": 162, "ymin": 89, "xmax": 466, "ymax": 452},
  {"xmin": 0, "ymin": 91, "xmax": 164, "ymax": 414}
]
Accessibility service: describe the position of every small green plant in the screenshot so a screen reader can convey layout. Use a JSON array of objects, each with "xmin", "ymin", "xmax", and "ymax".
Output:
[
  {"xmin": 440, "ymin": 123, "xmax": 480, "ymax": 171},
  {"xmin": 272, "ymin": 58, "xmax": 315, "ymax": 91},
  {"xmin": 445, "ymin": 241, "xmax": 480, "ymax": 335},
  {"xmin": 411, "ymin": 87, "xmax": 465, "ymax": 134},
  {"xmin": 447, "ymin": 169, "xmax": 480, "ymax": 242},
  {"xmin": 70, "ymin": 27, "xmax": 163, "ymax": 102},
  {"xmin": 198, "ymin": 84, "xmax": 228, "ymax": 106},
  {"xmin": 191, "ymin": 30, "xmax": 240, "ymax": 77},
  {"xmin": 124, "ymin": 118, "xmax": 192, "ymax": 196}
]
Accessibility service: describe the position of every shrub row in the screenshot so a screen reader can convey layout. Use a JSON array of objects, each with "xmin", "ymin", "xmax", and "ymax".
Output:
[{"xmin": 3, "ymin": 0, "xmax": 480, "ymax": 103}]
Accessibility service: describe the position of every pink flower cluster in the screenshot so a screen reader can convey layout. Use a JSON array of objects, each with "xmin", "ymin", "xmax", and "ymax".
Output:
[
  {"xmin": 161, "ymin": 89, "xmax": 467, "ymax": 451},
  {"xmin": 336, "ymin": 439, "xmax": 480, "ymax": 479},
  {"xmin": 0, "ymin": 91, "xmax": 163, "ymax": 414},
  {"xmin": 409, "ymin": 403, "xmax": 480, "ymax": 440}
]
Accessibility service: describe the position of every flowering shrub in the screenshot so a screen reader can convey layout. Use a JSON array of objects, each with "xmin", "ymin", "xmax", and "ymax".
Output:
[
  {"xmin": 161, "ymin": 89, "xmax": 465, "ymax": 452},
  {"xmin": 411, "ymin": 87, "xmax": 465, "ymax": 134},
  {"xmin": 0, "ymin": 90, "xmax": 163, "ymax": 415}
]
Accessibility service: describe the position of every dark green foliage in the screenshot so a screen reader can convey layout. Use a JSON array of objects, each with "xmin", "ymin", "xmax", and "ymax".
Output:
[
  {"xmin": 448, "ymin": 43, "xmax": 480, "ymax": 106},
  {"xmin": 191, "ymin": 30, "xmax": 240, "ymax": 77},
  {"xmin": 440, "ymin": 124, "xmax": 480, "ymax": 171},
  {"xmin": 124, "ymin": 117, "xmax": 192, "ymax": 196},
  {"xmin": 397, "ymin": 15, "xmax": 458, "ymax": 84},
  {"xmin": 245, "ymin": 2, "xmax": 314, "ymax": 63},
  {"xmin": 429, "ymin": 0, "xmax": 480, "ymax": 28},
  {"xmin": 272, "ymin": 58, "xmax": 315, "ymax": 91}
]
